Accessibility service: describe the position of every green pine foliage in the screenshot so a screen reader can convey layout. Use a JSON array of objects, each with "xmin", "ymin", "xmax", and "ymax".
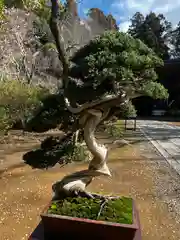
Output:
[{"xmin": 71, "ymin": 31, "xmax": 168, "ymax": 100}]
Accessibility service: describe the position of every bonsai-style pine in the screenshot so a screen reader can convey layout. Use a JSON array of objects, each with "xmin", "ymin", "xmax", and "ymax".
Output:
[{"xmin": 27, "ymin": 0, "xmax": 168, "ymax": 203}]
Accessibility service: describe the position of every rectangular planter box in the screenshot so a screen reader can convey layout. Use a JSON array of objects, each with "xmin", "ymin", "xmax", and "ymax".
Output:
[{"xmin": 40, "ymin": 198, "xmax": 142, "ymax": 240}]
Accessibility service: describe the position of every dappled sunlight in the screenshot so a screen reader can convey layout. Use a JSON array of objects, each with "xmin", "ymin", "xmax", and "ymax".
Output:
[
  {"xmin": 0, "ymin": 0, "xmax": 179, "ymax": 239},
  {"xmin": 0, "ymin": 128, "xmax": 180, "ymax": 239},
  {"xmin": 108, "ymin": 145, "xmax": 141, "ymax": 162}
]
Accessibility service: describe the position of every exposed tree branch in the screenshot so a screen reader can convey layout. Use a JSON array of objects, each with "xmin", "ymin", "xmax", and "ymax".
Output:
[
  {"xmin": 129, "ymin": 93, "xmax": 144, "ymax": 99},
  {"xmin": 50, "ymin": 0, "xmax": 69, "ymax": 89},
  {"xmin": 49, "ymin": 1, "xmax": 132, "ymax": 116},
  {"xmin": 64, "ymin": 94, "xmax": 126, "ymax": 114}
]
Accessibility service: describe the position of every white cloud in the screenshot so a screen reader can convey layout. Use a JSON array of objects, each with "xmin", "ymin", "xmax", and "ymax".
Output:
[
  {"xmin": 153, "ymin": 1, "xmax": 180, "ymax": 14},
  {"xmin": 127, "ymin": 0, "xmax": 144, "ymax": 10},
  {"xmin": 119, "ymin": 21, "xmax": 131, "ymax": 32},
  {"xmin": 153, "ymin": 4, "xmax": 171, "ymax": 14},
  {"xmin": 111, "ymin": 0, "xmax": 180, "ymax": 32},
  {"xmin": 111, "ymin": 1, "xmax": 125, "ymax": 10}
]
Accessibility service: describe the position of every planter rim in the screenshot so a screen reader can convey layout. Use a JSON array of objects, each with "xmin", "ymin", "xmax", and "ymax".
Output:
[{"xmin": 41, "ymin": 196, "xmax": 138, "ymax": 230}]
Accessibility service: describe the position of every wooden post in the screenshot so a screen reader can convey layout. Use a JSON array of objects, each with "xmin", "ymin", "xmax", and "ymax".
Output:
[
  {"xmin": 134, "ymin": 118, "xmax": 137, "ymax": 131},
  {"xmin": 125, "ymin": 119, "xmax": 127, "ymax": 131}
]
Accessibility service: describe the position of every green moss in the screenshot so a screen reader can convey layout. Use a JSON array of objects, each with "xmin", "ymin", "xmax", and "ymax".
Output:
[
  {"xmin": 48, "ymin": 196, "xmax": 133, "ymax": 225},
  {"xmin": 98, "ymin": 197, "xmax": 133, "ymax": 224}
]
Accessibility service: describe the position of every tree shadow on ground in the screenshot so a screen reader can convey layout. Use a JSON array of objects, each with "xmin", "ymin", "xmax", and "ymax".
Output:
[
  {"xmin": 23, "ymin": 134, "xmax": 72, "ymax": 169},
  {"xmin": 23, "ymin": 149, "xmax": 68, "ymax": 169},
  {"xmin": 23, "ymin": 120, "xmax": 180, "ymax": 169}
]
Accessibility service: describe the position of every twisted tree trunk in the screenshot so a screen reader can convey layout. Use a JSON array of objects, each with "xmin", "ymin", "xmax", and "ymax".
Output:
[
  {"xmin": 52, "ymin": 109, "xmax": 111, "ymax": 199},
  {"xmin": 85, "ymin": 109, "xmax": 111, "ymax": 176},
  {"xmin": 49, "ymin": 0, "xmax": 116, "ymax": 200}
]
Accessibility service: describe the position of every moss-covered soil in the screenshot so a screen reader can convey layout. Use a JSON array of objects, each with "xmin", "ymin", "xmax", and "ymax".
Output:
[{"xmin": 48, "ymin": 196, "xmax": 133, "ymax": 225}]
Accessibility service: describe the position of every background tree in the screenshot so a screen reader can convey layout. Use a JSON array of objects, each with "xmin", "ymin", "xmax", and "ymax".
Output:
[
  {"xmin": 171, "ymin": 22, "xmax": 180, "ymax": 58},
  {"xmin": 128, "ymin": 12, "xmax": 172, "ymax": 60},
  {"xmin": 26, "ymin": 0, "xmax": 168, "ymax": 199},
  {"xmin": 127, "ymin": 12, "xmax": 144, "ymax": 38}
]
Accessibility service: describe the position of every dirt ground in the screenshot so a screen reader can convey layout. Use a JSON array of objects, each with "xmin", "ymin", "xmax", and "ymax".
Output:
[
  {"xmin": 0, "ymin": 130, "xmax": 180, "ymax": 240},
  {"xmin": 168, "ymin": 122, "xmax": 180, "ymax": 126}
]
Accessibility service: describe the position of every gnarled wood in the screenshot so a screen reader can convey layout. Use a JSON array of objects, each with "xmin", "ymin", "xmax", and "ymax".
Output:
[
  {"xmin": 49, "ymin": 1, "xmax": 120, "ymax": 199},
  {"xmin": 52, "ymin": 109, "xmax": 111, "ymax": 198}
]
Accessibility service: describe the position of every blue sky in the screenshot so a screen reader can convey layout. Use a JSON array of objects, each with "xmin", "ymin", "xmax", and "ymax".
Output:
[{"xmin": 75, "ymin": 0, "xmax": 180, "ymax": 31}]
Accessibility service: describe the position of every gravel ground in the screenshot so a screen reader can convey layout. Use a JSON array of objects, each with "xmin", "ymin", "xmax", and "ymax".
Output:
[
  {"xmin": 0, "ymin": 129, "xmax": 180, "ymax": 239},
  {"xmin": 125, "ymin": 129, "xmax": 180, "ymax": 223},
  {"xmin": 143, "ymin": 143, "xmax": 180, "ymax": 224}
]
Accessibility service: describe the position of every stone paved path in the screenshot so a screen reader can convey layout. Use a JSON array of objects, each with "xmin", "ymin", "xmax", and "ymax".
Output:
[{"xmin": 138, "ymin": 120, "xmax": 180, "ymax": 175}]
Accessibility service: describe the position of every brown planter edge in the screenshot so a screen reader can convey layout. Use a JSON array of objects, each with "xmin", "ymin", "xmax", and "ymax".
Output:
[
  {"xmin": 39, "ymin": 197, "xmax": 142, "ymax": 239},
  {"xmin": 41, "ymin": 199, "xmax": 137, "ymax": 229}
]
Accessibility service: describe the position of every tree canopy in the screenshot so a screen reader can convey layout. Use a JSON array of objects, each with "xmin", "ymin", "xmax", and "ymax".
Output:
[
  {"xmin": 26, "ymin": 30, "xmax": 168, "ymax": 133},
  {"xmin": 171, "ymin": 22, "xmax": 180, "ymax": 58},
  {"xmin": 70, "ymin": 31, "xmax": 168, "ymax": 100},
  {"xmin": 128, "ymin": 12, "xmax": 172, "ymax": 60}
]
